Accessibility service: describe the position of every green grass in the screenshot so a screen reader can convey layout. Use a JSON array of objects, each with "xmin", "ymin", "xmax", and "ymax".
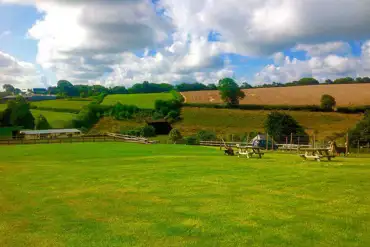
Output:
[
  {"xmin": 30, "ymin": 109, "xmax": 76, "ymax": 128},
  {"xmin": 31, "ymin": 100, "xmax": 90, "ymax": 111},
  {"xmin": 1, "ymin": 143, "xmax": 370, "ymax": 246},
  {"xmin": 102, "ymin": 93, "xmax": 174, "ymax": 109}
]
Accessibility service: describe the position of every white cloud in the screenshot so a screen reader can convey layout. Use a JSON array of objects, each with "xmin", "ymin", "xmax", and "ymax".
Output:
[
  {"xmin": 294, "ymin": 42, "xmax": 351, "ymax": 57},
  {"xmin": 254, "ymin": 41, "xmax": 370, "ymax": 84},
  {"xmin": 0, "ymin": 51, "xmax": 41, "ymax": 89},
  {"xmin": 2, "ymin": 0, "xmax": 370, "ymax": 86},
  {"xmin": 0, "ymin": 30, "xmax": 11, "ymax": 39}
]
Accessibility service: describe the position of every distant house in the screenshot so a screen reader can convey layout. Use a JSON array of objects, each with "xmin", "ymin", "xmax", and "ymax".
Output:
[
  {"xmin": 1, "ymin": 95, "xmax": 56, "ymax": 103},
  {"xmin": 19, "ymin": 129, "xmax": 82, "ymax": 140},
  {"xmin": 32, "ymin": 88, "xmax": 47, "ymax": 94}
]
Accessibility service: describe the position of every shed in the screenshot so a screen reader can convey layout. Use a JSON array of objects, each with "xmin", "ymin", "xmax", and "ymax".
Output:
[{"xmin": 19, "ymin": 129, "xmax": 82, "ymax": 140}]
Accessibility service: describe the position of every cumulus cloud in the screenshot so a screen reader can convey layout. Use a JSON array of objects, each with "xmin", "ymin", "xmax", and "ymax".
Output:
[
  {"xmin": 0, "ymin": 51, "xmax": 41, "ymax": 89},
  {"xmin": 293, "ymin": 42, "xmax": 351, "ymax": 57},
  {"xmin": 254, "ymin": 42, "xmax": 370, "ymax": 84},
  {"xmin": 2, "ymin": 0, "xmax": 370, "ymax": 85}
]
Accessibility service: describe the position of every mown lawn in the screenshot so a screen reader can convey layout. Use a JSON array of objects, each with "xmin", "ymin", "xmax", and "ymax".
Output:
[
  {"xmin": 31, "ymin": 100, "xmax": 90, "ymax": 111},
  {"xmin": 30, "ymin": 109, "xmax": 76, "ymax": 128},
  {"xmin": 102, "ymin": 93, "xmax": 174, "ymax": 109},
  {"xmin": 1, "ymin": 143, "xmax": 369, "ymax": 246}
]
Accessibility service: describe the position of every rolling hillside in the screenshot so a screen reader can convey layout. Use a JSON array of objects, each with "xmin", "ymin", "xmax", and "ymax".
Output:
[
  {"xmin": 182, "ymin": 84, "xmax": 370, "ymax": 106},
  {"xmin": 102, "ymin": 93, "xmax": 174, "ymax": 109},
  {"xmin": 92, "ymin": 108, "xmax": 362, "ymax": 140}
]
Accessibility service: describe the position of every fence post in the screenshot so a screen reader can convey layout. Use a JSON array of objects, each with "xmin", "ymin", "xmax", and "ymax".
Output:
[
  {"xmin": 290, "ymin": 133, "xmax": 293, "ymax": 152},
  {"xmin": 266, "ymin": 133, "xmax": 269, "ymax": 150},
  {"xmin": 313, "ymin": 134, "xmax": 316, "ymax": 149},
  {"xmin": 357, "ymin": 140, "xmax": 360, "ymax": 155},
  {"xmin": 346, "ymin": 132, "xmax": 349, "ymax": 155}
]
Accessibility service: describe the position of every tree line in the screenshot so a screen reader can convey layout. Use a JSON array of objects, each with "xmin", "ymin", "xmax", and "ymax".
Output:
[{"xmin": 3, "ymin": 76, "xmax": 370, "ymax": 99}]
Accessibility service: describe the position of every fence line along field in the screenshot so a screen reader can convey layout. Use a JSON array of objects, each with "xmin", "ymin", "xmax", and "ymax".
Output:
[
  {"xmin": 31, "ymin": 99, "xmax": 91, "ymax": 110},
  {"xmin": 1, "ymin": 142, "xmax": 370, "ymax": 246},
  {"xmin": 182, "ymin": 83, "xmax": 370, "ymax": 106},
  {"xmin": 102, "ymin": 93, "xmax": 174, "ymax": 109}
]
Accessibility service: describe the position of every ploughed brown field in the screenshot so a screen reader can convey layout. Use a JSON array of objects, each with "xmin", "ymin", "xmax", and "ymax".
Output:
[{"xmin": 181, "ymin": 84, "xmax": 370, "ymax": 106}]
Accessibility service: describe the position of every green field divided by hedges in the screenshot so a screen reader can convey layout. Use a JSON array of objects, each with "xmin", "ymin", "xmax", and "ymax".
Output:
[
  {"xmin": 31, "ymin": 99, "xmax": 91, "ymax": 111},
  {"xmin": 102, "ymin": 93, "xmax": 174, "ymax": 109},
  {"xmin": 1, "ymin": 142, "xmax": 370, "ymax": 246},
  {"xmin": 30, "ymin": 109, "xmax": 76, "ymax": 129}
]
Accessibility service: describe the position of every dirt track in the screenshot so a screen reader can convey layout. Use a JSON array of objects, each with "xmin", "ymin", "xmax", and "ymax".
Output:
[{"xmin": 182, "ymin": 84, "xmax": 370, "ymax": 106}]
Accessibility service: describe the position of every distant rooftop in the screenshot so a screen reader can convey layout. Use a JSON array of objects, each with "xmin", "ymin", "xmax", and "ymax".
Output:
[{"xmin": 20, "ymin": 129, "xmax": 81, "ymax": 135}]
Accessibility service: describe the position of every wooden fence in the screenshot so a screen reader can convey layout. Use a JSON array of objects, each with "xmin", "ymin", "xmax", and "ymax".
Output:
[{"xmin": 0, "ymin": 133, "xmax": 158, "ymax": 146}]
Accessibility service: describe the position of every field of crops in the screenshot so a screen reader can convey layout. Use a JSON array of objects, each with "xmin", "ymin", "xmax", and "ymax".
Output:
[
  {"xmin": 30, "ymin": 109, "xmax": 76, "ymax": 128},
  {"xmin": 102, "ymin": 93, "xmax": 174, "ymax": 109},
  {"xmin": 182, "ymin": 83, "xmax": 370, "ymax": 106},
  {"xmin": 31, "ymin": 99, "xmax": 90, "ymax": 110},
  {"xmin": 1, "ymin": 142, "xmax": 369, "ymax": 246}
]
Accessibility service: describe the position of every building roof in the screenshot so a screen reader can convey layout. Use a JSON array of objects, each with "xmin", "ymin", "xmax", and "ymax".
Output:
[{"xmin": 20, "ymin": 129, "xmax": 81, "ymax": 135}]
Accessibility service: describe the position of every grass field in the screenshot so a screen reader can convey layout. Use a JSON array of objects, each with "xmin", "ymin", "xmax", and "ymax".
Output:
[
  {"xmin": 176, "ymin": 107, "xmax": 362, "ymax": 138},
  {"xmin": 102, "ymin": 93, "xmax": 174, "ymax": 109},
  {"xmin": 182, "ymin": 83, "xmax": 370, "ymax": 106},
  {"xmin": 1, "ymin": 142, "xmax": 369, "ymax": 246},
  {"xmin": 92, "ymin": 108, "xmax": 362, "ymax": 140},
  {"xmin": 31, "ymin": 100, "xmax": 90, "ymax": 111},
  {"xmin": 31, "ymin": 109, "xmax": 76, "ymax": 128}
]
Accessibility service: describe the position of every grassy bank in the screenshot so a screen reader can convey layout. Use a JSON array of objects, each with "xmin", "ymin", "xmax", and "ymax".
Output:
[{"xmin": 102, "ymin": 93, "xmax": 174, "ymax": 109}]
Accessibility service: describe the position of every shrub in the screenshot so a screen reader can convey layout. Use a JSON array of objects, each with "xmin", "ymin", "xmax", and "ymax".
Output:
[
  {"xmin": 169, "ymin": 128, "xmax": 183, "ymax": 143},
  {"xmin": 35, "ymin": 114, "xmax": 51, "ymax": 130},
  {"xmin": 197, "ymin": 130, "xmax": 217, "ymax": 141},
  {"xmin": 184, "ymin": 136, "xmax": 199, "ymax": 145},
  {"xmin": 170, "ymin": 90, "xmax": 185, "ymax": 103},
  {"xmin": 140, "ymin": 125, "xmax": 156, "ymax": 137}
]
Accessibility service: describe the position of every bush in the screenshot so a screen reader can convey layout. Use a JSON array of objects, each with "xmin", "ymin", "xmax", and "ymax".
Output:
[
  {"xmin": 140, "ymin": 125, "xmax": 156, "ymax": 137},
  {"xmin": 197, "ymin": 130, "xmax": 217, "ymax": 141},
  {"xmin": 184, "ymin": 136, "xmax": 199, "ymax": 145},
  {"xmin": 170, "ymin": 90, "xmax": 185, "ymax": 103},
  {"xmin": 35, "ymin": 114, "xmax": 51, "ymax": 130},
  {"xmin": 168, "ymin": 128, "xmax": 182, "ymax": 143}
]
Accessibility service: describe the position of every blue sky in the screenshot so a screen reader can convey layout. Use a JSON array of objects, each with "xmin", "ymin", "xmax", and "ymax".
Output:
[{"xmin": 1, "ymin": 0, "xmax": 370, "ymax": 89}]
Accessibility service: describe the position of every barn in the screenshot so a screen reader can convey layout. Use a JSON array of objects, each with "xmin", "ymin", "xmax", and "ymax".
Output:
[{"xmin": 19, "ymin": 129, "xmax": 82, "ymax": 140}]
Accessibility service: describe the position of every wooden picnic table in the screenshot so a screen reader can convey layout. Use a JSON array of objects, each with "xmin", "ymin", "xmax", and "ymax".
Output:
[
  {"xmin": 298, "ymin": 148, "xmax": 335, "ymax": 162},
  {"xmin": 236, "ymin": 145, "xmax": 264, "ymax": 159}
]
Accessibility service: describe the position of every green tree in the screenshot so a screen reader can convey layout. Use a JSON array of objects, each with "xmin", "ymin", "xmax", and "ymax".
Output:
[
  {"xmin": 320, "ymin": 94, "xmax": 336, "ymax": 111},
  {"xmin": 297, "ymin": 78, "xmax": 320, "ymax": 86},
  {"xmin": 349, "ymin": 111, "xmax": 370, "ymax": 146},
  {"xmin": 325, "ymin": 79, "xmax": 333, "ymax": 84},
  {"xmin": 140, "ymin": 125, "xmax": 156, "ymax": 137},
  {"xmin": 2, "ymin": 96, "xmax": 34, "ymax": 129},
  {"xmin": 240, "ymin": 82, "xmax": 253, "ymax": 89},
  {"xmin": 2, "ymin": 84, "xmax": 15, "ymax": 94},
  {"xmin": 35, "ymin": 114, "xmax": 51, "ymax": 130},
  {"xmin": 218, "ymin": 78, "xmax": 245, "ymax": 106},
  {"xmin": 264, "ymin": 112, "xmax": 307, "ymax": 143},
  {"xmin": 169, "ymin": 128, "xmax": 182, "ymax": 143}
]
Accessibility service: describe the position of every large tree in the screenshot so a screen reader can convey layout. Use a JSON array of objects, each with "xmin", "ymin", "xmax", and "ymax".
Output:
[
  {"xmin": 218, "ymin": 78, "xmax": 245, "ymax": 106},
  {"xmin": 2, "ymin": 84, "xmax": 15, "ymax": 94},
  {"xmin": 1, "ymin": 96, "xmax": 34, "ymax": 129},
  {"xmin": 320, "ymin": 94, "xmax": 336, "ymax": 111},
  {"xmin": 264, "ymin": 112, "xmax": 308, "ymax": 143}
]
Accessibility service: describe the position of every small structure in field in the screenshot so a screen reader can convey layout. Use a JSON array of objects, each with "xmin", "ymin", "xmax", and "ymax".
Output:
[
  {"xmin": 145, "ymin": 120, "xmax": 172, "ymax": 135},
  {"xmin": 19, "ymin": 129, "xmax": 82, "ymax": 140}
]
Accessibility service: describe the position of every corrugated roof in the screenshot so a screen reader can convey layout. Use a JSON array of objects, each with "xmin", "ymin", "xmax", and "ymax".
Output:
[{"xmin": 20, "ymin": 129, "xmax": 81, "ymax": 135}]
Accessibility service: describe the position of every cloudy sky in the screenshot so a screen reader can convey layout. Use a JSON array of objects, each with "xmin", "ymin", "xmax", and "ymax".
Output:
[{"xmin": 1, "ymin": 0, "xmax": 370, "ymax": 89}]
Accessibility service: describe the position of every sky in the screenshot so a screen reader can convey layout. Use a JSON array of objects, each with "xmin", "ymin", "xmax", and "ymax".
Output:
[{"xmin": 1, "ymin": 0, "xmax": 370, "ymax": 89}]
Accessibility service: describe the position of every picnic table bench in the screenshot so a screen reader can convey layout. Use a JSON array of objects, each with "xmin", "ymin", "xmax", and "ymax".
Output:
[
  {"xmin": 298, "ymin": 148, "xmax": 335, "ymax": 162},
  {"xmin": 236, "ymin": 144, "xmax": 264, "ymax": 159}
]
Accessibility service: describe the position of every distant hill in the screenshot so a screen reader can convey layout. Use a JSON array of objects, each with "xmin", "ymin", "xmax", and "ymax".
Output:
[{"xmin": 182, "ymin": 83, "xmax": 370, "ymax": 107}]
